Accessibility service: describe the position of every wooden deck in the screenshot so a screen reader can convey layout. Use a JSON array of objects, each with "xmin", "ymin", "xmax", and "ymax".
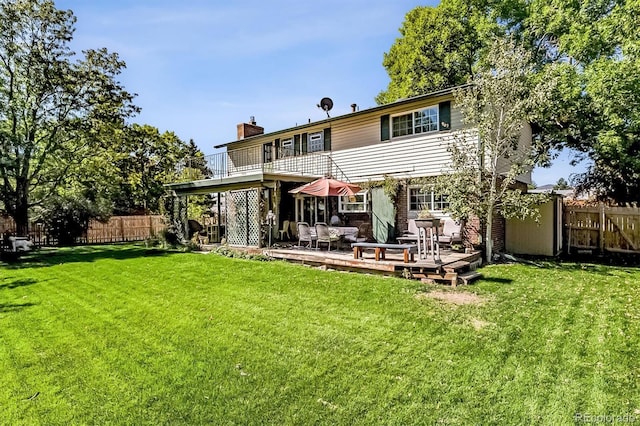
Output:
[
  {"xmin": 263, "ymin": 246, "xmax": 482, "ymax": 282},
  {"xmin": 199, "ymin": 242, "xmax": 483, "ymax": 285}
]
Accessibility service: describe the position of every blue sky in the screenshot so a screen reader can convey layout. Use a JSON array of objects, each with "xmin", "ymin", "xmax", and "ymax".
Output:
[{"xmin": 56, "ymin": 0, "xmax": 585, "ymax": 186}]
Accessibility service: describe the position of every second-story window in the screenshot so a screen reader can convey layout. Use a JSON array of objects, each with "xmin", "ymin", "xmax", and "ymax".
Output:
[
  {"xmin": 280, "ymin": 138, "xmax": 294, "ymax": 157},
  {"xmin": 308, "ymin": 132, "xmax": 324, "ymax": 153},
  {"xmin": 392, "ymin": 106, "xmax": 438, "ymax": 138},
  {"xmin": 263, "ymin": 142, "xmax": 273, "ymax": 163},
  {"xmin": 414, "ymin": 107, "xmax": 438, "ymax": 133}
]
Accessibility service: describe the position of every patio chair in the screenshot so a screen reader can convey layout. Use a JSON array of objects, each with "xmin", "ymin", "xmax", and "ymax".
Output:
[
  {"xmin": 438, "ymin": 219, "xmax": 463, "ymax": 247},
  {"xmin": 288, "ymin": 221, "xmax": 296, "ymax": 239},
  {"xmin": 341, "ymin": 227, "xmax": 359, "ymax": 243},
  {"xmin": 397, "ymin": 219, "xmax": 420, "ymax": 244},
  {"xmin": 315, "ymin": 222, "xmax": 340, "ymax": 251},
  {"xmin": 279, "ymin": 220, "xmax": 291, "ymax": 240},
  {"xmin": 296, "ymin": 222, "xmax": 314, "ymax": 248},
  {"xmin": 356, "ymin": 222, "xmax": 371, "ymax": 243}
]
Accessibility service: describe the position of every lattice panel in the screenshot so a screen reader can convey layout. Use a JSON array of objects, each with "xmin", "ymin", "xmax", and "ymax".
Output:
[
  {"xmin": 226, "ymin": 189, "xmax": 260, "ymax": 246},
  {"xmin": 226, "ymin": 190, "xmax": 246, "ymax": 246},
  {"xmin": 247, "ymin": 189, "xmax": 260, "ymax": 246}
]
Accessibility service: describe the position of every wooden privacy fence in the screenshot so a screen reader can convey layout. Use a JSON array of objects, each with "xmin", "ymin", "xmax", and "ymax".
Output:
[
  {"xmin": 1, "ymin": 215, "xmax": 165, "ymax": 246},
  {"xmin": 86, "ymin": 215, "xmax": 165, "ymax": 244},
  {"xmin": 565, "ymin": 205, "xmax": 640, "ymax": 254}
]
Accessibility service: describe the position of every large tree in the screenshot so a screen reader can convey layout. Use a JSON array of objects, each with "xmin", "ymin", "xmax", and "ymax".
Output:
[
  {"xmin": 381, "ymin": 0, "xmax": 640, "ymax": 204},
  {"xmin": 376, "ymin": 0, "xmax": 500, "ymax": 104},
  {"xmin": 435, "ymin": 39, "xmax": 551, "ymax": 263},
  {"xmin": 112, "ymin": 124, "xmax": 190, "ymax": 215},
  {"xmin": 0, "ymin": 0, "xmax": 136, "ymax": 234},
  {"xmin": 517, "ymin": 0, "xmax": 640, "ymax": 203}
]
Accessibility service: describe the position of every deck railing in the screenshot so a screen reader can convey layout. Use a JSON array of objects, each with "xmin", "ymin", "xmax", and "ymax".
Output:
[{"xmin": 178, "ymin": 146, "xmax": 346, "ymax": 181}]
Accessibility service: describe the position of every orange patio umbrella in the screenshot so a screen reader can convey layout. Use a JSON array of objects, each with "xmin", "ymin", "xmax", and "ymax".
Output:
[{"xmin": 289, "ymin": 177, "xmax": 361, "ymax": 197}]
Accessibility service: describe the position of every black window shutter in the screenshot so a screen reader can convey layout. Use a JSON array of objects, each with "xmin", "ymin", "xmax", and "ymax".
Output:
[
  {"xmin": 439, "ymin": 101, "xmax": 451, "ymax": 131},
  {"xmin": 294, "ymin": 134, "xmax": 301, "ymax": 156},
  {"xmin": 381, "ymin": 114, "xmax": 390, "ymax": 141},
  {"xmin": 323, "ymin": 128, "xmax": 331, "ymax": 151},
  {"xmin": 274, "ymin": 138, "xmax": 280, "ymax": 159},
  {"xmin": 302, "ymin": 133, "xmax": 308, "ymax": 153}
]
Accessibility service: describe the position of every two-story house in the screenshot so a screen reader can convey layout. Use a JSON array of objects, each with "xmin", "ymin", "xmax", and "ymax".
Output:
[{"xmin": 166, "ymin": 86, "xmax": 532, "ymax": 248}]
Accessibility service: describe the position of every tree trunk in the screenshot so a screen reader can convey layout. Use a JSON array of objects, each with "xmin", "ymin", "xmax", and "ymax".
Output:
[
  {"xmin": 485, "ymin": 209, "xmax": 493, "ymax": 264},
  {"xmin": 13, "ymin": 179, "xmax": 30, "ymax": 236}
]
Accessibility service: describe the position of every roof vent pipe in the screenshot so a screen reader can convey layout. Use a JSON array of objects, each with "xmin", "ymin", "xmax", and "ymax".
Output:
[{"xmin": 351, "ymin": 103, "xmax": 357, "ymax": 113}]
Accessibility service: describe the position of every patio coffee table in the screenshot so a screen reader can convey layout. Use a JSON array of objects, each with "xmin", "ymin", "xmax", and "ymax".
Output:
[{"xmin": 351, "ymin": 242, "xmax": 418, "ymax": 263}]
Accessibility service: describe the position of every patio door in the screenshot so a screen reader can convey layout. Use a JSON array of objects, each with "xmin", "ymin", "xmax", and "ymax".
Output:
[
  {"xmin": 371, "ymin": 187, "xmax": 396, "ymax": 243},
  {"xmin": 294, "ymin": 196, "xmax": 327, "ymax": 225}
]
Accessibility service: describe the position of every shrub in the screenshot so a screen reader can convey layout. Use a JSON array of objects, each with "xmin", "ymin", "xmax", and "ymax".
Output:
[{"xmin": 211, "ymin": 245, "xmax": 273, "ymax": 261}]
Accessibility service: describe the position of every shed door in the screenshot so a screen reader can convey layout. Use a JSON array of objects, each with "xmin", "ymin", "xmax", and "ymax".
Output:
[{"xmin": 371, "ymin": 187, "xmax": 396, "ymax": 243}]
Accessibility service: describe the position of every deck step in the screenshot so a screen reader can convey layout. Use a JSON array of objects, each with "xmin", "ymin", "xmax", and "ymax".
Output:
[
  {"xmin": 443, "ymin": 261, "xmax": 470, "ymax": 273},
  {"xmin": 458, "ymin": 271, "xmax": 482, "ymax": 284},
  {"xmin": 420, "ymin": 272, "xmax": 458, "ymax": 284}
]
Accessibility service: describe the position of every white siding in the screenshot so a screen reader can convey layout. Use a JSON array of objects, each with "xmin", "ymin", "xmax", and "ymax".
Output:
[
  {"xmin": 495, "ymin": 122, "xmax": 533, "ymax": 185},
  {"xmin": 330, "ymin": 101, "xmax": 464, "ymax": 152},
  {"xmin": 331, "ymin": 130, "xmax": 476, "ymax": 182},
  {"xmin": 331, "ymin": 115, "xmax": 380, "ymax": 151}
]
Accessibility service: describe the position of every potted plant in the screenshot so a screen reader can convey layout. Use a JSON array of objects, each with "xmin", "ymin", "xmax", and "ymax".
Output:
[
  {"xmin": 450, "ymin": 243, "xmax": 464, "ymax": 253},
  {"xmin": 414, "ymin": 210, "xmax": 440, "ymax": 229}
]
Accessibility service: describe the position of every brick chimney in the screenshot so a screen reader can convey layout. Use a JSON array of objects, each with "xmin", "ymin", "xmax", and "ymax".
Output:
[{"xmin": 237, "ymin": 116, "xmax": 264, "ymax": 139}]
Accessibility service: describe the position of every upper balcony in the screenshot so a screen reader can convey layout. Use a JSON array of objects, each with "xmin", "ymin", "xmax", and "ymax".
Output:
[{"xmin": 176, "ymin": 145, "xmax": 340, "ymax": 183}]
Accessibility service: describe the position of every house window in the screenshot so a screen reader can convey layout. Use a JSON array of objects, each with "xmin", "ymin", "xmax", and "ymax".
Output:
[
  {"xmin": 280, "ymin": 138, "xmax": 294, "ymax": 157},
  {"xmin": 308, "ymin": 132, "xmax": 324, "ymax": 153},
  {"xmin": 409, "ymin": 188, "xmax": 430, "ymax": 211},
  {"xmin": 263, "ymin": 142, "xmax": 272, "ymax": 163},
  {"xmin": 408, "ymin": 187, "xmax": 449, "ymax": 212},
  {"xmin": 392, "ymin": 113, "xmax": 413, "ymax": 137},
  {"xmin": 339, "ymin": 191, "xmax": 368, "ymax": 213},
  {"xmin": 391, "ymin": 106, "xmax": 438, "ymax": 138},
  {"xmin": 414, "ymin": 107, "xmax": 438, "ymax": 134}
]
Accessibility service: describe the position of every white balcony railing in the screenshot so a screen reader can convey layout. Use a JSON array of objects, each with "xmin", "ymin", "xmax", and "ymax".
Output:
[{"xmin": 177, "ymin": 145, "xmax": 336, "ymax": 181}]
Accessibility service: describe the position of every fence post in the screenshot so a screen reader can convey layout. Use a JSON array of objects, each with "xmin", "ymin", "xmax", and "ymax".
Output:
[
  {"xmin": 567, "ymin": 209, "xmax": 572, "ymax": 255},
  {"xmin": 599, "ymin": 204, "xmax": 605, "ymax": 253}
]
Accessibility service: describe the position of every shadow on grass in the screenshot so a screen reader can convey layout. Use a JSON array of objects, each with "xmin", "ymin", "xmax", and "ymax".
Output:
[
  {"xmin": 480, "ymin": 277, "xmax": 514, "ymax": 284},
  {"xmin": 0, "ymin": 302, "xmax": 37, "ymax": 313},
  {"xmin": 532, "ymin": 260, "xmax": 639, "ymax": 276},
  {"xmin": 496, "ymin": 253, "xmax": 640, "ymax": 276},
  {"xmin": 0, "ymin": 278, "xmax": 39, "ymax": 290},
  {"xmin": 1, "ymin": 244, "xmax": 178, "ymax": 270}
]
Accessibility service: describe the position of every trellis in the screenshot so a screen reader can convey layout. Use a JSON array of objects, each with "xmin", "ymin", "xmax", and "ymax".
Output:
[{"xmin": 226, "ymin": 189, "xmax": 261, "ymax": 247}]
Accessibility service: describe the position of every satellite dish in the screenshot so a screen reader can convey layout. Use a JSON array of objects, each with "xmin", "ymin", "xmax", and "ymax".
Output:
[{"xmin": 317, "ymin": 97, "xmax": 334, "ymax": 117}]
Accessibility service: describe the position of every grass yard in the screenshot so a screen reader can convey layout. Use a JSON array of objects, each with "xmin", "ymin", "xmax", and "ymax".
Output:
[{"xmin": 1, "ymin": 245, "xmax": 639, "ymax": 425}]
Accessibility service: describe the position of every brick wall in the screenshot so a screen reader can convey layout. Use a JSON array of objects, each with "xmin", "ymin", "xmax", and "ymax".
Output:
[
  {"xmin": 463, "ymin": 214, "xmax": 505, "ymax": 252},
  {"xmin": 396, "ymin": 182, "xmax": 409, "ymax": 233},
  {"xmin": 491, "ymin": 214, "xmax": 506, "ymax": 252},
  {"xmin": 464, "ymin": 216, "xmax": 482, "ymax": 246}
]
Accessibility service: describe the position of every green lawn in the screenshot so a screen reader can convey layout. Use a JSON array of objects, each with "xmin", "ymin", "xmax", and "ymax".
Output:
[{"xmin": 1, "ymin": 245, "xmax": 639, "ymax": 425}]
